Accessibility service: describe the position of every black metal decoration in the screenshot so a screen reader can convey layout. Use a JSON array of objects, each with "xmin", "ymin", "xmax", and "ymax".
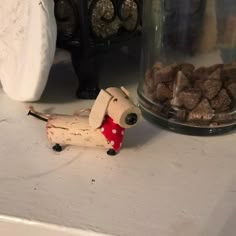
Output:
[{"xmin": 54, "ymin": 0, "xmax": 142, "ymax": 99}]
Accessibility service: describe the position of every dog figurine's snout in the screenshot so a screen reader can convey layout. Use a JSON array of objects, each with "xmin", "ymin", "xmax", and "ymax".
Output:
[{"xmin": 125, "ymin": 113, "xmax": 138, "ymax": 125}]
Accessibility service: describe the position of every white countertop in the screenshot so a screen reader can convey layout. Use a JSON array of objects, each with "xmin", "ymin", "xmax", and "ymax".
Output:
[{"xmin": 0, "ymin": 49, "xmax": 236, "ymax": 236}]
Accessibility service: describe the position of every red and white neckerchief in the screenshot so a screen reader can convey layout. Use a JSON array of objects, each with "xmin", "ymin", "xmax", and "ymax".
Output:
[{"xmin": 100, "ymin": 115, "xmax": 125, "ymax": 152}]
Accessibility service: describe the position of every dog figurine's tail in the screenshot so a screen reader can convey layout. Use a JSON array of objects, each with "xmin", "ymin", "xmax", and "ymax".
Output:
[{"xmin": 27, "ymin": 106, "xmax": 49, "ymax": 122}]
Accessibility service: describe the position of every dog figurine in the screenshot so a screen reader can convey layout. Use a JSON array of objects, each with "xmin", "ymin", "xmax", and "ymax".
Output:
[{"xmin": 28, "ymin": 87, "xmax": 141, "ymax": 155}]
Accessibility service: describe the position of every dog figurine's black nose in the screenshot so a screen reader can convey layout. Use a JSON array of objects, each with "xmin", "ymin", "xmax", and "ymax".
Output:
[{"xmin": 125, "ymin": 113, "xmax": 138, "ymax": 125}]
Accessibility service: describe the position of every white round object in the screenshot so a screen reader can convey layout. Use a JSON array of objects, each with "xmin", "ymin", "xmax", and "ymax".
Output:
[{"xmin": 0, "ymin": 0, "xmax": 57, "ymax": 101}]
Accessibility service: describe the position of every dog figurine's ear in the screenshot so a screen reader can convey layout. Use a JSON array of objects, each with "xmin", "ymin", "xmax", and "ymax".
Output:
[
  {"xmin": 89, "ymin": 89, "xmax": 113, "ymax": 129},
  {"xmin": 120, "ymin": 86, "xmax": 134, "ymax": 103},
  {"xmin": 120, "ymin": 86, "xmax": 130, "ymax": 98}
]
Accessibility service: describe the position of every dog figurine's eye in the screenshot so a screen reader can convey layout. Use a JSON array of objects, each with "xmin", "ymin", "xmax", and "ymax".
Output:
[
  {"xmin": 113, "ymin": 98, "xmax": 118, "ymax": 102},
  {"xmin": 125, "ymin": 113, "xmax": 138, "ymax": 125}
]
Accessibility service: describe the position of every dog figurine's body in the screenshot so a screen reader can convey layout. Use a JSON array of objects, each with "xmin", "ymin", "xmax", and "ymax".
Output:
[
  {"xmin": 46, "ymin": 115, "xmax": 111, "ymax": 149},
  {"xmin": 29, "ymin": 87, "xmax": 141, "ymax": 155}
]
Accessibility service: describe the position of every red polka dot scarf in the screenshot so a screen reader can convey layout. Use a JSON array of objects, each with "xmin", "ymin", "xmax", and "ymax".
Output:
[{"xmin": 101, "ymin": 115, "xmax": 125, "ymax": 152}]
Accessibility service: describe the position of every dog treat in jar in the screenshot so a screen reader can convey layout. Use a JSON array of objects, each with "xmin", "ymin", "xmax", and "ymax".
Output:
[{"xmin": 138, "ymin": 0, "xmax": 236, "ymax": 135}]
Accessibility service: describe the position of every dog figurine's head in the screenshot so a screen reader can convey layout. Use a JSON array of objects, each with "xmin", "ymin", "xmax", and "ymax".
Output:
[{"xmin": 89, "ymin": 87, "xmax": 141, "ymax": 129}]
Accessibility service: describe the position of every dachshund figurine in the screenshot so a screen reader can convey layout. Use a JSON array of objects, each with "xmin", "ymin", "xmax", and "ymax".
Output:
[{"xmin": 28, "ymin": 87, "xmax": 141, "ymax": 155}]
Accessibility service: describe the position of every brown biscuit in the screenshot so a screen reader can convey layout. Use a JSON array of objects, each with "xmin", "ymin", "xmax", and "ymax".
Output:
[
  {"xmin": 201, "ymin": 79, "xmax": 222, "ymax": 99},
  {"xmin": 178, "ymin": 89, "xmax": 202, "ymax": 110},
  {"xmin": 156, "ymin": 83, "xmax": 173, "ymax": 102},
  {"xmin": 153, "ymin": 64, "xmax": 177, "ymax": 83},
  {"xmin": 210, "ymin": 89, "xmax": 232, "ymax": 112},
  {"xmin": 227, "ymin": 83, "xmax": 236, "ymax": 99},
  {"xmin": 188, "ymin": 99, "xmax": 214, "ymax": 121}
]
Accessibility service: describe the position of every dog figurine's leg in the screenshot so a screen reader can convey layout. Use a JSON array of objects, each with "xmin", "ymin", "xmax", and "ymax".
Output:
[
  {"xmin": 107, "ymin": 149, "xmax": 117, "ymax": 156},
  {"xmin": 52, "ymin": 144, "xmax": 63, "ymax": 152}
]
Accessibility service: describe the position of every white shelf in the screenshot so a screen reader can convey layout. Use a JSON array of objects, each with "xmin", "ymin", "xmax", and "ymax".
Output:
[{"xmin": 0, "ymin": 50, "xmax": 236, "ymax": 236}]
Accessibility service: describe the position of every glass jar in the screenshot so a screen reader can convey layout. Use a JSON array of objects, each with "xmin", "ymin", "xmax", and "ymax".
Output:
[{"xmin": 138, "ymin": 0, "xmax": 236, "ymax": 135}]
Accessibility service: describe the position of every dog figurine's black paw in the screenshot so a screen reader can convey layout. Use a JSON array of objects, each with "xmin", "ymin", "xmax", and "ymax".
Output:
[{"xmin": 107, "ymin": 149, "xmax": 117, "ymax": 156}]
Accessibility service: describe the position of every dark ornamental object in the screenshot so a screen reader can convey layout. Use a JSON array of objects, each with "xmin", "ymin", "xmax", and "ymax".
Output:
[{"xmin": 54, "ymin": 0, "xmax": 142, "ymax": 99}]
